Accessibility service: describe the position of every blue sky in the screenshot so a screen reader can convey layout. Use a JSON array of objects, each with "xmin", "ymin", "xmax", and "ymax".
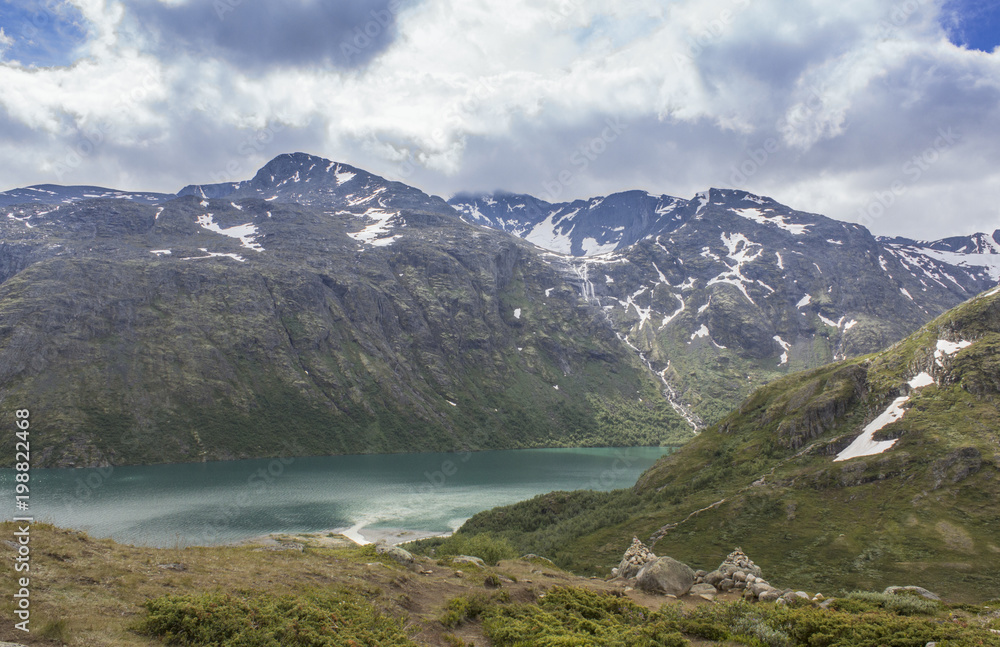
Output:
[
  {"xmin": 0, "ymin": 1, "xmax": 88, "ymax": 67},
  {"xmin": 0, "ymin": 0, "xmax": 998, "ymax": 240},
  {"xmin": 942, "ymin": 0, "xmax": 1000, "ymax": 51}
]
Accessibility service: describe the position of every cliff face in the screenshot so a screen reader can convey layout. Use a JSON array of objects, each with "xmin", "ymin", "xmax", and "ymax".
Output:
[{"xmin": 0, "ymin": 156, "xmax": 688, "ymax": 467}]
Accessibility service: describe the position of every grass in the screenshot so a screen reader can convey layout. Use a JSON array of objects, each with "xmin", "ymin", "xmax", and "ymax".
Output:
[{"xmin": 1, "ymin": 523, "xmax": 999, "ymax": 646}]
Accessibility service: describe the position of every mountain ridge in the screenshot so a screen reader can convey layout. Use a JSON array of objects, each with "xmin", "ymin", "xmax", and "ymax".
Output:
[{"xmin": 1, "ymin": 152, "xmax": 996, "ymax": 465}]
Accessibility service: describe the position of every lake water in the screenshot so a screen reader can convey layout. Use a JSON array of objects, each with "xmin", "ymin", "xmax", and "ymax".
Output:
[{"xmin": 0, "ymin": 447, "xmax": 669, "ymax": 547}]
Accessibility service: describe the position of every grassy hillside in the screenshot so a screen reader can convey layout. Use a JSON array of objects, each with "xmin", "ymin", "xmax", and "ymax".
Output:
[
  {"xmin": 2, "ymin": 523, "xmax": 998, "ymax": 646},
  {"xmin": 446, "ymin": 286, "xmax": 1000, "ymax": 601}
]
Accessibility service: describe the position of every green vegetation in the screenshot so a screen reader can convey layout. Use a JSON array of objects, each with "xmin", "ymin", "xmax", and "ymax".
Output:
[
  {"xmin": 477, "ymin": 586, "xmax": 1000, "ymax": 647},
  {"xmin": 440, "ymin": 288, "xmax": 1000, "ymax": 600},
  {"xmin": 439, "ymin": 591, "xmax": 509, "ymax": 628},
  {"xmin": 4, "ymin": 522, "xmax": 1000, "ymax": 646},
  {"xmin": 136, "ymin": 591, "xmax": 418, "ymax": 646},
  {"xmin": 412, "ymin": 532, "xmax": 519, "ymax": 566},
  {"xmin": 483, "ymin": 586, "xmax": 690, "ymax": 647}
]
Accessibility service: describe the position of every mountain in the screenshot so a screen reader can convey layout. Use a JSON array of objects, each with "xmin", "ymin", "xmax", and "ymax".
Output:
[
  {"xmin": 455, "ymin": 285, "xmax": 1000, "ymax": 600},
  {"xmin": 878, "ymin": 230, "xmax": 1000, "ymax": 282},
  {"xmin": 178, "ymin": 153, "xmax": 456, "ymax": 215},
  {"xmin": 1, "ymin": 153, "xmax": 995, "ymax": 467},
  {"xmin": 449, "ymin": 189, "xmax": 688, "ymax": 255},
  {"xmin": 454, "ymin": 188, "xmax": 996, "ymax": 426},
  {"xmin": 0, "ymin": 184, "xmax": 174, "ymax": 207},
  {"xmin": 0, "ymin": 153, "xmax": 689, "ymax": 467}
]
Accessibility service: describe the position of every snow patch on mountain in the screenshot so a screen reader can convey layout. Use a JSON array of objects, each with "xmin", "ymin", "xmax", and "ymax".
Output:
[
  {"xmin": 730, "ymin": 207, "xmax": 812, "ymax": 235},
  {"xmin": 195, "ymin": 214, "xmax": 263, "ymax": 251},
  {"xmin": 774, "ymin": 335, "xmax": 791, "ymax": 366},
  {"xmin": 345, "ymin": 208, "xmax": 401, "ymax": 246},
  {"xmin": 525, "ymin": 210, "xmax": 574, "ymax": 255},
  {"xmin": 834, "ymin": 396, "xmax": 907, "ymax": 462},
  {"xmin": 707, "ymin": 233, "xmax": 763, "ymax": 304},
  {"xmin": 690, "ymin": 324, "xmax": 710, "ymax": 341},
  {"xmin": 934, "ymin": 339, "xmax": 972, "ymax": 366},
  {"xmin": 582, "ymin": 237, "xmax": 618, "ymax": 256}
]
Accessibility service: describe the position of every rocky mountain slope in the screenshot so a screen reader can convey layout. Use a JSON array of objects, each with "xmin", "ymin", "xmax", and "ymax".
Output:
[
  {"xmin": 453, "ymin": 189, "xmax": 996, "ymax": 426},
  {"xmin": 1, "ymin": 152, "xmax": 995, "ymax": 466},
  {"xmin": 455, "ymin": 285, "xmax": 1000, "ymax": 599},
  {"xmin": 0, "ymin": 154, "xmax": 688, "ymax": 467},
  {"xmin": 879, "ymin": 229, "xmax": 1000, "ymax": 282},
  {"xmin": 0, "ymin": 184, "xmax": 173, "ymax": 207}
]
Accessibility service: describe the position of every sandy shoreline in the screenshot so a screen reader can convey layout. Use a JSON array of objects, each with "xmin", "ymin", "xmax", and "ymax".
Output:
[{"xmin": 234, "ymin": 525, "xmax": 453, "ymax": 549}]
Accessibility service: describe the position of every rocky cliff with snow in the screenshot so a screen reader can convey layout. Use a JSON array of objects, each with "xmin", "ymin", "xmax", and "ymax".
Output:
[{"xmin": 1, "ymin": 152, "xmax": 997, "ymax": 466}]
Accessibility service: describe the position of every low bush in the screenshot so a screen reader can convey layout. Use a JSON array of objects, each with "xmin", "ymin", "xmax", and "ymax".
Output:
[
  {"xmin": 440, "ymin": 591, "xmax": 509, "ymax": 628},
  {"xmin": 482, "ymin": 586, "xmax": 690, "ymax": 646},
  {"xmin": 424, "ymin": 532, "xmax": 519, "ymax": 566},
  {"xmin": 134, "ymin": 590, "xmax": 417, "ymax": 646}
]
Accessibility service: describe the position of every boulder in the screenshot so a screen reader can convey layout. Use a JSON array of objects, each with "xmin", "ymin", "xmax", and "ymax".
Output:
[
  {"xmin": 883, "ymin": 586, "xmax": 941, "ymax": 601},
  {"xmin": 636, "ymin": 556, "xmax": 696, "ymax": 596},
  {"xmin": 451, "ymin": 555, "xmax": 487, "ymax": 568},
  {"xmin": 689, "ymin": 583, "xmax": 717, "ymax": 598},
  {"xmin": 759, "ymin": 589, "xmax": 782, "ymax": 602},
  {"xmin": 704, "ymin": 570, "xmax": 725, "ymax": 587},
  {"xmin": 780, "ymin": 591, "xmax": 810, "ymax": 604},
  {"xmin": 375, "ymin": 542, "xmax": 414, "ymax": 566}
]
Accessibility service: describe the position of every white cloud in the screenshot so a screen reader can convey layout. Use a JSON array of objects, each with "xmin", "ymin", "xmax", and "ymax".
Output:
[
  {"xmin": 0, "ymin": 28, "xmax": 12, "ymax": 58},
  {"xmin": 0, "ymin": 0, "xmax": 998, "ymax": 239}
]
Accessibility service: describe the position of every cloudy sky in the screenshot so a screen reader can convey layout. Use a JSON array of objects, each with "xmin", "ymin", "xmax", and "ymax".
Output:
[{"xmin": 0, "ymin": 0, "xmax": 998, "ymax": 239}]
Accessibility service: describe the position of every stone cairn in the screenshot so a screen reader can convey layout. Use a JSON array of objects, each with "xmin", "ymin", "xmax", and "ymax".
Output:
[
  {"xmin": 613, "ymin": 543, "xmax": 935, "ymax": 607},
  {"xmin": 612, "ymin": 537, "xmax": 657, "ymax": 579},
  {"xmin": 692, "ymin": 548, "xmax": 817, "ymax": 603}
]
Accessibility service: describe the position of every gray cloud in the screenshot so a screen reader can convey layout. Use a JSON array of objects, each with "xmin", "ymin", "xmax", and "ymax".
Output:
[{"xmin": 126, "ymin": 0, "xmax": 411, "ymax": 70}]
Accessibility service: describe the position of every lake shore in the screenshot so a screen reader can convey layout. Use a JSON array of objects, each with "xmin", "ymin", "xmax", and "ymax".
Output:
[{"xmin": 234, "ymin": 525, "xmax": 454, "ymax": 549}]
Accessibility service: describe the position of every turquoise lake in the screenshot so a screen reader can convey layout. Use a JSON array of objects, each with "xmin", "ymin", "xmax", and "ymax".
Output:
[{"xmin": 0, "ymin": 447, "xmax": 670, "ymax": 547}]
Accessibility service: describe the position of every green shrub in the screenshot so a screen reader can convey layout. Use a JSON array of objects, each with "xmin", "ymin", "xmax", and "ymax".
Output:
[
  {"xmin": 678, "ymin": 597, "xmax": 1000, "ymax": 647},
  {"xmin": 427, "ymin": 533, "xmax": 519, "ymax": 566},
  {"xmin": 831, "ymin": 591, "xmax": 940, "ymax": 616},
  {"xmin": 482, "ymin": 586, "xmax": 690, "ymax": 646},
  {"xmin": 134, "ymin": 590, "xmax": 417, "ymax": 646},
  {"xmin": 440, "ymin": 591, "xmax": 509, "ymax": 628}
]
